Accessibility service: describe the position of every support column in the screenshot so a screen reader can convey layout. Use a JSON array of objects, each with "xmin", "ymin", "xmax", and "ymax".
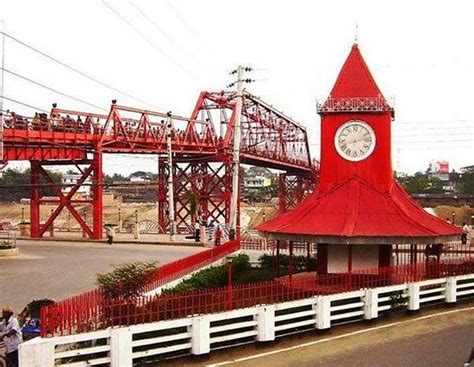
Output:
[
  {"xmin": 364, "ymin": 289, "xmax": 378, "ymax": 320},
  {"xmin": 445, "ymin": 277, "xmax": 457, "ymax": 304},
  {"xmin": 289, "ymin": 241, "xmax": 294, "ymax": 279},
  {"xmin": 317, "ymin": 243, "xmax": 328, "ymax": 275},
  {"xmin": 110, "ymin": 327, "xmax": 132, "ymax": 367},
  {"xmin": 316, "ymin": 296, "xmax": 331, "ymax": 330},
  {"xmin": 306, "ymin": 242, "xmax": 311, "ymax": 272},
  {"xmin": 19, "ymin": 338, "xmax": 55, "ymax": 367},
  {"xmin": 30, "ymin": 161, "xmax": 41, "ymax": 238},
  {"xmin": 191, "ymin": 317, "xmax": 210, "ymax": 355},
  {"xmin": 92, "ymin": 150, "xmax": 103, "ymax": 239},
  {"xmin": 408, "ymin": 283, "xmax": 420, "ymax": 311},
  {"xmin": 276, "ymin": 240, "xmax": 280, "ymax": 277},
  {"xmin": 257, "ymin": 305, "xmax": 275, "ymax": 342}
]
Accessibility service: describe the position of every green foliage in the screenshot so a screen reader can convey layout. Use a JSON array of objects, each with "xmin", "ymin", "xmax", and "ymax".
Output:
[
  {"xmin": 97, "ymin": 261, "xmax": 158, "ymax": 300},
  {"xmin": 162, "ymin": 254, "xmax": 277, "ymax": 295},
  {"xmin": 389, "ymin": 291, "xmax": 406, "ymax": 311},
  {"xmin": 398, "ymin": 172, "xmax": 444, "ymax": 194},
  {"xmin": 259, "ymin": 253, "xmax": 317, "ymax": 272},
  {"xmin": 104, "ymin": 173, "xmax": 129, "ymax": 185},
  {"xmin": 0, "ymin": 168, "xmax": 63, "ymax": 202},
  {"xmin": 458, "ymin": 172, "xmax": 474, "ymax": 194},
  {"xmin": 163, "ymin": 253, "xmax": 317, "ymax": 295}
]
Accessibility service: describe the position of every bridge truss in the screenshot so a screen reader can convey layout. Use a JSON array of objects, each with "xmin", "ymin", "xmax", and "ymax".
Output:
[{"xmin": 1, "ymin": 90, "xmax": 316, "ymax": 239}]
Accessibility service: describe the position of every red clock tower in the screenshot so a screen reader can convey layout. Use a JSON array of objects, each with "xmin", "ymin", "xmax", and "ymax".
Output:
[
  {"xmin": 318, "ymin": 44, "xmax": 393, "ymax": 193},
  {"xmin": 258, "ymin": 43, "xmax": 460, "ymax": 274}
]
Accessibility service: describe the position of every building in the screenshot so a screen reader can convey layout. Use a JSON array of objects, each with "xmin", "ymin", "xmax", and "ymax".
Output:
[
  {"xmin": 258, "ymin": 43, "xmax": 460, "ymax": 274},
  {"xmin": 243, "ymin": 176, "xmax": 272, "ymax": 190},
  {"xmin": 62, "ymin": 174, "xmax": 91, "ymax": 196}
]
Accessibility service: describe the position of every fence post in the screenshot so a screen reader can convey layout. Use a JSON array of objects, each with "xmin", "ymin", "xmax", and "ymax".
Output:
[
  {"xmin": 191, "ymin": 316, "xmax": 210, "ymax": 355},
  {"xmin": 316, "ymin": 296, "xmax": 331, "ymax": 330},
  {"xmin": 110, "ymin": 327, "xmax": 132, "ymax": 367},
  {"xmin": 256, "ymin": 305, "xmax": 275, "ymax": 342},
  {"xmin": 408, "ymin": 283, "xmax": 420, "ymax": 311},
  {"xmin": 445, "ymin": 277, "xmax": 457, "ymax": 304},
  {"xmin": 363, "ymin": 289, "xmax": 378, "ymax": 320},
  {"xmin": 19, "ymin": 337, "xmax": 55, "ymax": 367}
]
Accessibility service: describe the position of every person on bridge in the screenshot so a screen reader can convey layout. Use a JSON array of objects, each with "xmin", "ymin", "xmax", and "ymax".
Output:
[{"xmin": 0, "ymin": 306, "xmax": 23, "ymax": 367}]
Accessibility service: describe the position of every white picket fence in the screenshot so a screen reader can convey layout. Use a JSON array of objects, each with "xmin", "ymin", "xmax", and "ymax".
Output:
[{"xmin": 19, "ymin": 273, "xmax": 474, "ymax": 367}]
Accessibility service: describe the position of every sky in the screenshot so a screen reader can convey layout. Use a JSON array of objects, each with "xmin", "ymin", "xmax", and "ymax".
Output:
[{"xmin": 1, "ymin": 0, "xmax": 473, "ymax": 175}]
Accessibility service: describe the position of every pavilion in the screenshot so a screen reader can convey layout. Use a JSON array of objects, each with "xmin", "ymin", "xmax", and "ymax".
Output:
[{"xmin": 257, "ymin": 43, "xmax": 461, "ymax": 275}]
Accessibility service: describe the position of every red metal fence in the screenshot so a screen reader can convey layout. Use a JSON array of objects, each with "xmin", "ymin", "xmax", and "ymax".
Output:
[
  {"xmin": 39, "ymin": 239, "xmax": 239, "ymax": 337},
  {"xmin": 41, "ymin": 257, "xmax": 474, "ymax": 337},
  {"xmin": 143, "ymin": 239, "xmax": 240, "ymax": 293}
]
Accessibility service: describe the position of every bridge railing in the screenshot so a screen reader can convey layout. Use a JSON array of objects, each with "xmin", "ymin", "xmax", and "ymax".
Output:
[{"xmin": 40, "ymin": 257, "xmax": 474, "ymax": 337}]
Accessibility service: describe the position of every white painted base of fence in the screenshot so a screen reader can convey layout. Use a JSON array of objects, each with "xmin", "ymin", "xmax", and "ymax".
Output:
[{"xmin": 19, "ymin": 273, "xmax": 474, "ymax": 367}]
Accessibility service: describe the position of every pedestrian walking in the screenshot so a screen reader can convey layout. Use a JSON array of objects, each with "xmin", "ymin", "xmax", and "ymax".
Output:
[
  {"xmin": 104, "ymin": 224, "xmax": 115, "ymax": 245},
  {"xmin": 0, "ymin": 306, "xmax": 23, "ymax": 367},
  {"xmin": 214, "ymin": 225, "xmax": 222, "ymax": 246},
  {"xmin": 461, "ymin": 222, "xmax": 469, "ymax": 245}
]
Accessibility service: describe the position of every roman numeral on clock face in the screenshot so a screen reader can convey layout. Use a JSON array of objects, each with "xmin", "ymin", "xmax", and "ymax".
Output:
[{"xmin": 334, "ymin": 120, "xmax": 376, "ymax": 162}]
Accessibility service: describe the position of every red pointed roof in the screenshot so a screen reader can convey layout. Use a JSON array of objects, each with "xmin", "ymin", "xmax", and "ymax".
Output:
[
  {"xmin": 257, "ymin": 177, "xmax": 460, "ymax": 244},
  {"xmin": 329, "ymin": 44, "xmax": 385, "ymax": 99}
]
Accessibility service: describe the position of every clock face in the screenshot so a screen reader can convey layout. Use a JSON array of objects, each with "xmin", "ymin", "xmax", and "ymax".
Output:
[{"xmin": 334, "ymin": 120, "xmax": 376, "ymax": 162}]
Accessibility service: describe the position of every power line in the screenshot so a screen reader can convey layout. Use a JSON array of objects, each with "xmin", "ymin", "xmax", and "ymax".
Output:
[
  {"xmin": 102, "ymin": 1, "xmax": 195, "ymax": 80},
  {"xmin": 0, "ymin": 30, "xmax": 161, "ymax": 110},
  {"xmin": 129, "ymin": 1, "xmax": 174, "ymax": 43},
  {"xmin": 0, "ymin": 95, "xmax": 48, "ymax": 113},
  {"xmin": 1, "ymin": 67, "xmax": 107, "ymax": 112}
]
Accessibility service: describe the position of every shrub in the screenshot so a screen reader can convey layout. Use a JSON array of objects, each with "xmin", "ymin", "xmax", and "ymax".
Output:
[
  {"xmin": 97, "ymin": 261, "xmax": 158, "ymax": 300},
  {"xmin": 259, "ymin": 254, "xmax": 317, "ymax": 272}
]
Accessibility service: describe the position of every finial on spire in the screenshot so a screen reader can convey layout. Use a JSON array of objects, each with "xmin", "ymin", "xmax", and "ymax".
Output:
[{"xmin": 354, "ymin": 23, "xmax": 359, "ymax": 45}]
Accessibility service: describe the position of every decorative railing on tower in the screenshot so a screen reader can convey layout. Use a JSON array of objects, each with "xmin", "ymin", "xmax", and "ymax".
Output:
[{"xmin": 317, "ymin": 96, "xmax": 394, "ymax": 116}]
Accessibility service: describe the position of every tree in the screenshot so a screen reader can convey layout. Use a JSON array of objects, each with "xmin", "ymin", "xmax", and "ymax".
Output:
[
  {"xmin": 97, "ymin": 261, "xmax": 158, "ymax": 300},
  {"xmin": 458, "ymin": 172, "xmax": 474, "ymax": 194},
  {"xmin": 0, "ymin": 168, "xmax": 63, "ymax": 202}
]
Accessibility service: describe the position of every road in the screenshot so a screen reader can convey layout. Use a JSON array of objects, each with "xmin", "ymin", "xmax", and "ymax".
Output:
[
  {"xmin": 162, "ymin": 305, "xmax": 474, "ymax": 367},
  {"xmin": 0, "ymin": 239, "xmax": 204, "ymax": 312}
]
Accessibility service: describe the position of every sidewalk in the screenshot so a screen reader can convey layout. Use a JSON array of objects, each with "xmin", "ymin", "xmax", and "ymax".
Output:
[{"xmin": 15, "ymin": 231, "xmax": 206, "ymax": 247}]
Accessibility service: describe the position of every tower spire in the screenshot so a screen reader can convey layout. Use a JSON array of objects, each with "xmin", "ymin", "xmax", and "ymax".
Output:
[{"xmin": 354, "ymin": 23, "xmax": 359, "ymax": 45}]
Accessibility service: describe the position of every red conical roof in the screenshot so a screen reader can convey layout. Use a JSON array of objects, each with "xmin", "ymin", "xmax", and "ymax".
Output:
[
  {"xmin": 257, "ymin": 177, "xmax": 460, "ymax": 244},
  {"xmin": 329, "ymin": 44, "xmax": 385, "ymax": 99}
]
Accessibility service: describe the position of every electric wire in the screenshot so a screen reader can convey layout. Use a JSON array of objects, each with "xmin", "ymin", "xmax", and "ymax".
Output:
[
  {"xmin": 0, "ymin": 95, "xmax": 48, "ymax": 113},
  {"xmin": 102, "ymin": 0, "xmax": 195, "ymax": 80},
  {"xmin": 0, "ymin": 30, "xmax": 161, "ymax": 110},
  {"xmin": 1, "ymin": 67, "xmax": 107, "ymax": 112}
]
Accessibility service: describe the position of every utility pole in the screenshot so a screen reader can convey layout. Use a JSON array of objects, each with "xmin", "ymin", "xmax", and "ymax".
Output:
[
  {"xmin": 228, "ymin": 65, "xmax": 253, "ymax": 239},
  {"xmin": 0, "ymin": 20, "xmax": 6, "ymax": 163},
  {"xmin": 166, "ymin": 112, "xmax": 176, "ymax": 242}
]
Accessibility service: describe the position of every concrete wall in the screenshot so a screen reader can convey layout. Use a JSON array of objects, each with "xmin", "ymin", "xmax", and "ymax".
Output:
[{"xmin": 328, "ymin": 244, "xmax": 379, "ymax": 273}]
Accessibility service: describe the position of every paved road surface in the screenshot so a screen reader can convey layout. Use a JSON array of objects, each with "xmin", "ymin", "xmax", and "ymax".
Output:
[
  {"xmin": 0, "ymin": 239, "xmax": 204, "ymax": 312},
  {"xmin": 161, "ymin": 305, "xmax": 474, "ymax": 367}
]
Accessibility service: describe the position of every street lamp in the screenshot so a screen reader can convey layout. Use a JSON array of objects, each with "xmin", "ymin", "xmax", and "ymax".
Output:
[
  {"xmin": 451, "ymin": 211, "xmax": 455, "ymax": 225},
  {"xmin": 471, "ymin": 214, "xmax": 474, "ymax": 226},
  {"xmin": 118, "ymin": 207, "xmax": 121, "ymax": 222},
  {"xmin": 262, "ymin": 210, "xmax": 266, "ymax": 223}
]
